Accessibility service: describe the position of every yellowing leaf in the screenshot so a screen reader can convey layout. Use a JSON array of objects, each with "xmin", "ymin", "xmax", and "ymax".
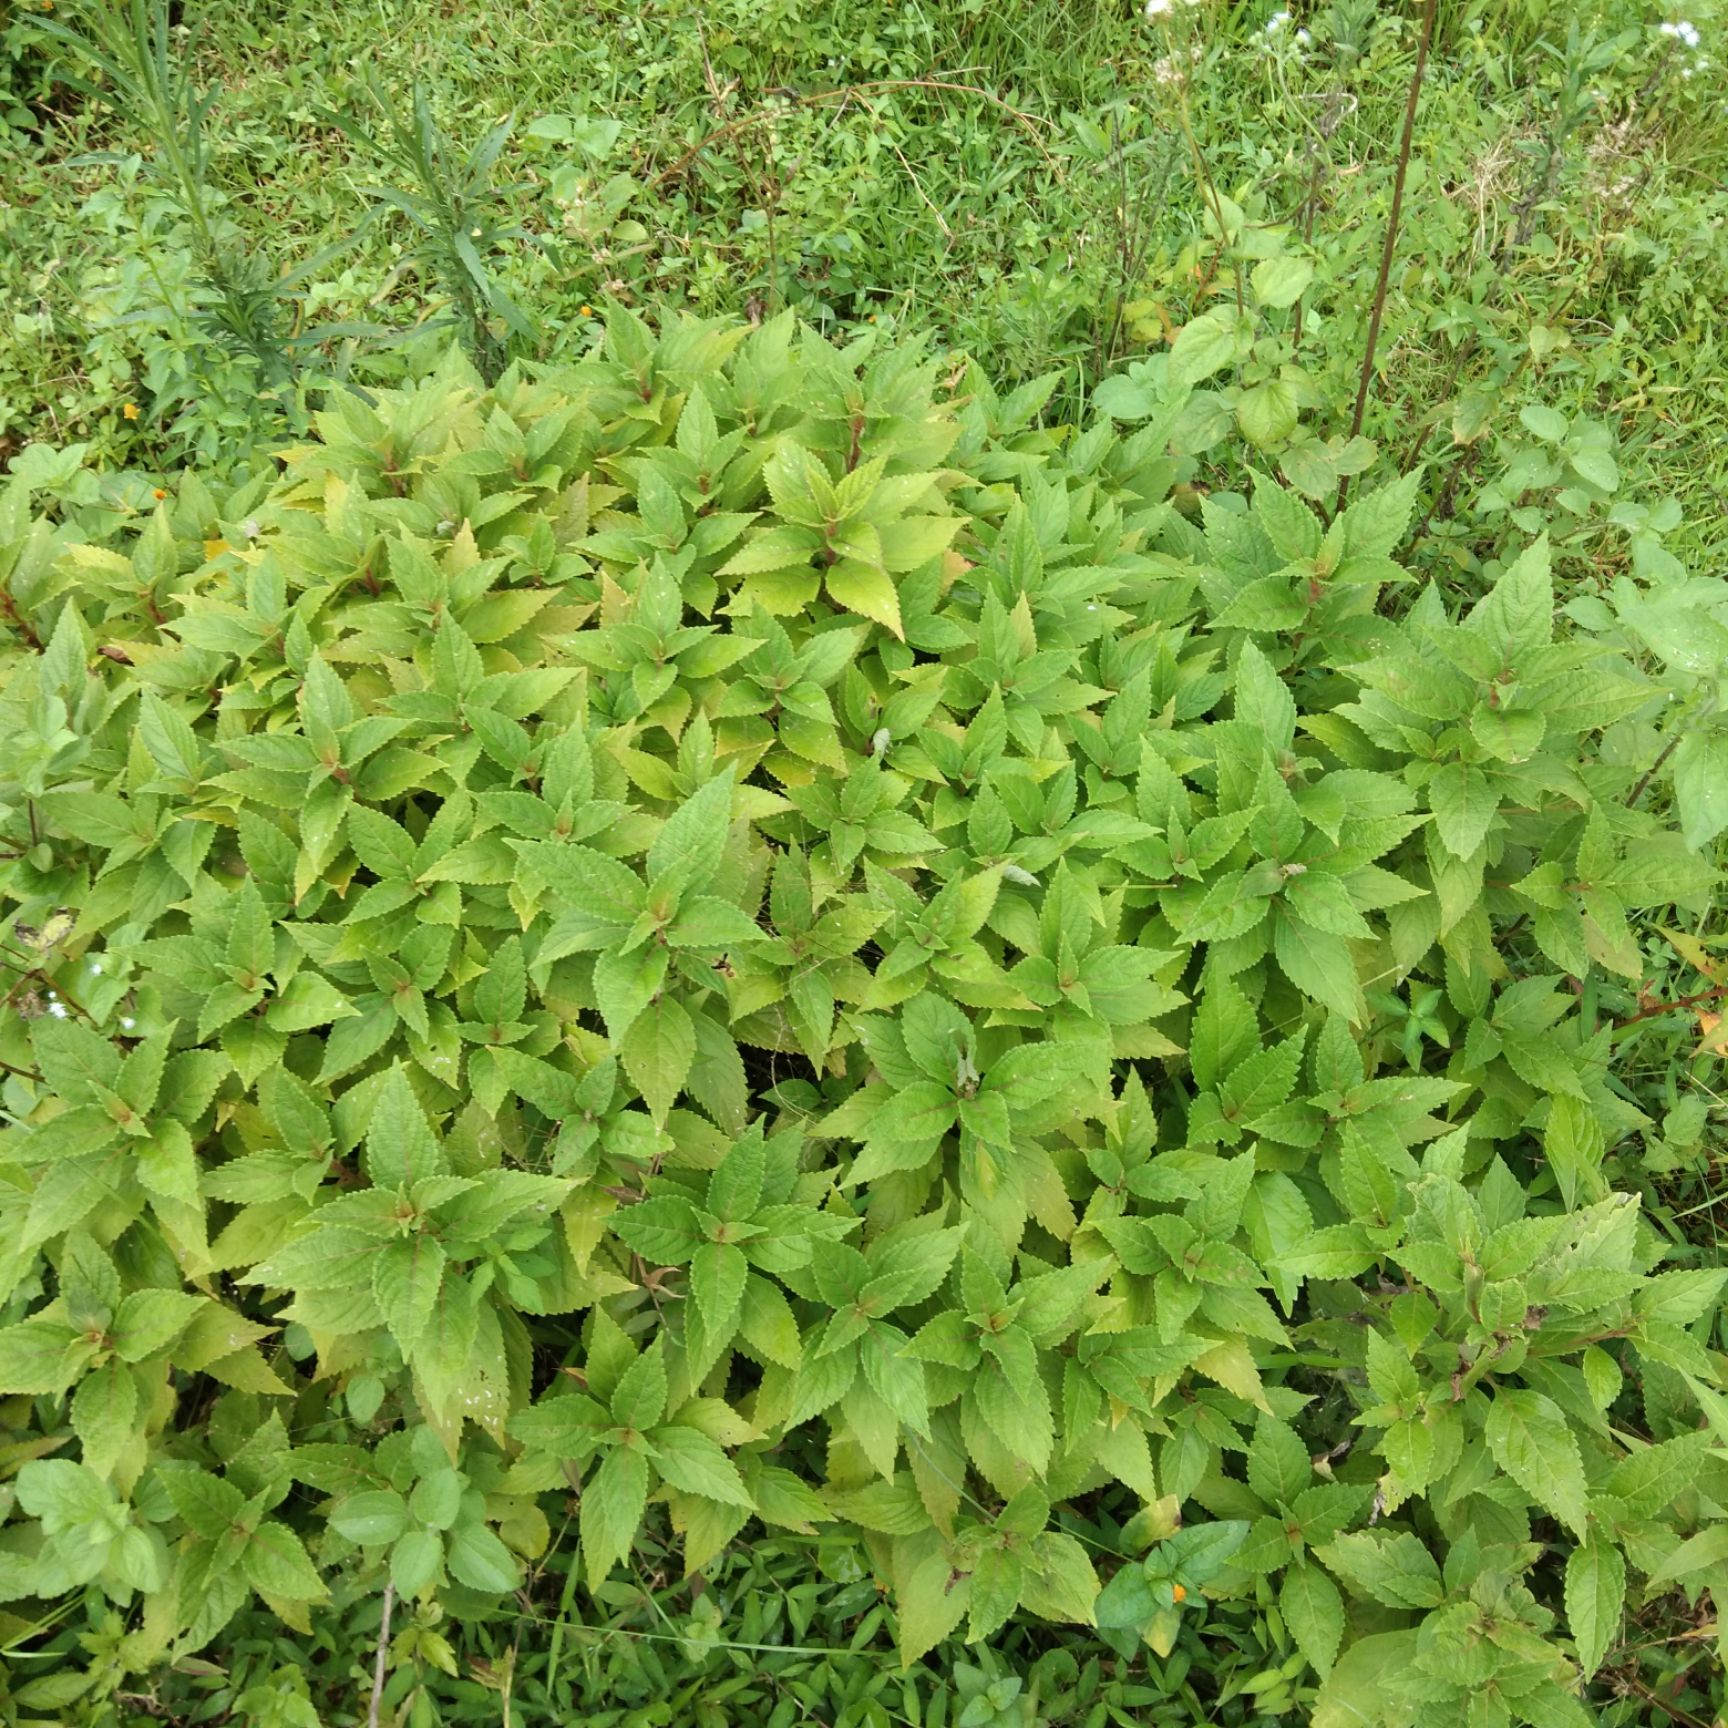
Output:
[
  {"xmin": 1194, "ymin": 1339, "xmax": 1269, "ymax": 1410},
  {"xmin": 825, "ymin": 559, "xmax": 903, "ymax": 638},
  {"xmin": 1665, "ymin": 927, "xmax": 1725, "ymax": 982},
  {"xmin": 1695, "ymin": 1011, "xmax": 1728, "ymax": 1059},
  {"xmin": 877, "ymin": 514, "xmax": 961, "ymax": 573}
]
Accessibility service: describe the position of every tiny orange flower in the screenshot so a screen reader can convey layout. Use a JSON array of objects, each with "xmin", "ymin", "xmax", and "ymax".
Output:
[
  {"xmin": 1171, "ymin": 1583, "xmax": 1187, "ymax": 1603},
  {"xmin": 579, "ymin": 303, "xmax": 593, "ymax": 317},
  {"xmin": 152, "ymin": 488, "xmax": 167, "ymax": 500},
  {"xmin": 122, "ymin": 402, "xmax": 140, "ymax": 420}
]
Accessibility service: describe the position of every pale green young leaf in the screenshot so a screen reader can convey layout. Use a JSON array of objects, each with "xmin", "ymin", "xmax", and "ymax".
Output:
[
  {"xmin": 1646, "ymin": 1524, "xmax": 1728, "ymax": 1586},
  {"xmin": 1169, "ymin": 307, "xmax": 1247, "ymax": 387},
  {"xmin": 1427, "ymin": 762, "xmax": 1498, "ymax": 858},
  {"xmin": 448, "ymin": 1524, "xmax": 523, "ymax": 1593},
  {"xmin": 71, "ymin": 1360, "xmax": 137, "ymax": 1478}
]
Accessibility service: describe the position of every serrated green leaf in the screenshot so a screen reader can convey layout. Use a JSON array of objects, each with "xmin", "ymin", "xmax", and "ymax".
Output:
[
  {"xmin": 1247, "ymin": 1413, "xmax": 1311, "ymax": 1509},
  {"xmin": 650, "ymin": 1425, "xmax": 752, "ymax": 1506},
  {"xmin": 579, "ymin": 1444, "xmax": 647, "ymax": 1589},
  {"xmin": 1484, "ymin": 1388, "xmax": 1589, "ymax": 1539},
  {"xmin": 1317, "ymin": 1530, "xmax": 1444, "ymax": 1609},
  {"xmin": 1281, "ymin": 1564, "xmax": 1344, "ymax": 1678},
  {"xmin": 1564, "ymin": 1531, "xmax": 1623, "ymax": 1680},
  {"xmin": 620, "ymin": 995, "xmax": 695, "ymax": 1121}
]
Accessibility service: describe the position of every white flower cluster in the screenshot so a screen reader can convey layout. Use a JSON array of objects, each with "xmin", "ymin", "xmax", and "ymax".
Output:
[
  {"xmin": 1658, "ymin": 18, "xmax": 1709, "ymax": 76},
  {"xmin": 1155, "ymin": 41, "xmax": 1205, "ymax": 82},
  {"xmin": 1144, "ymin": 0, "xmax": 1200, "ymax": 20},
  {"xmin": 1258, "ymin": 10, "xmax": 1312, "ymax": 50}
]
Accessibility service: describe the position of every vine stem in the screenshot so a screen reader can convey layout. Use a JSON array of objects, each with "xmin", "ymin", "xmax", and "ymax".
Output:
[
  {"xmin": 366, "ymin": 1582, "xmax": 396, "ymax": 1728},
  {"xmin": 1627, "ymin": 731, "xmax": 1684, "ymax": 809},
  {"xmin": 1338, "ymin": 0, "xmax": 1439, "ymax": 514}
]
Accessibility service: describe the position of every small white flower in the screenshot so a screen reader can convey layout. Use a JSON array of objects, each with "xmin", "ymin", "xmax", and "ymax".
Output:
[
  {"xmin": 1145, "ymin": 0, "xmax": 1174, "ymax": 16},
  {"xmin": 1154, "ymin": 43, "xmax": 1203, "ymax": 82},
  {"xmin": 47, "ymin": 991, "xmax": 58, "ymax": 1001},
  {"xmin": 48, "ymin": 1002, "xmax": 68, "ymax": 1019},
  {"xmin": 1266, "ymin": 9, "xmax": 1290, "ymax": 32},
  {"xmin": 243, "ymin": 517, "xmax": 261, "ymax": 539},
  {"xmin": 1679, "ymin": 21, "xmax": 1701, "ymax": 47},
  {"xmin": 1296, "ymin": 26, "xmax": 1312, "ymax": 45},
  {"xmin": 121, "ymin": 1016, "xmax": 137, "ymax": 1030},
  {"xmin": 88, "ymin": 961, "xmax": 103, "ymax": 975},
  {"xmin": 470, "ymin": 226, "xmax": 483, "ymax": 238},
  {"xmin": 1660, "ymin": 19, "xmax": 1677, "ymax": 33}
]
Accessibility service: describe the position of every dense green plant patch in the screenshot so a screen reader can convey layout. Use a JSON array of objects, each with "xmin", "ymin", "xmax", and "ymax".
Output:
[
  {"xmin": 3, "ymin": 0, "xmax": 1728, "ymax": 1714},
  {"xmin": 1, "ymin": 313, "xmax": 1725, "ymax": 1728}
]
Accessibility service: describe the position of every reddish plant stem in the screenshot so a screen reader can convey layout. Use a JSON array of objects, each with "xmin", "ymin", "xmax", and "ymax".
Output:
[
  {"xmin": 1614, "ymin": 982, "xmax": 1728, "ymax": 1030},
  {"xmin": 1627, "ymin": 732, "xmax": 1683, "ymax": 809}
]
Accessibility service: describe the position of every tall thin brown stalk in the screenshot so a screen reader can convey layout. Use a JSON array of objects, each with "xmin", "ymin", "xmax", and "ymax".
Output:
[{"xmin": 1338, "ymin": 0, "xmax": 1440, "ymax": 514}]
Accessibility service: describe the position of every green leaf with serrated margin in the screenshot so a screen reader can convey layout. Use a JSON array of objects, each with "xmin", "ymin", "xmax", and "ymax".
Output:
[
  {"xmin": 1316, "ymin": 1530, "xmax": 1444, "ymax": 1608},
  {"xmin": 1565, "ymin": 1531, "xmax": 1623, "ymax": 1680},
  {"xmin": 650, "ymin": 1425, "xmax": 752, "ymax": 1506},
  {"xmin": 620, "ymin": 995, "xmax": 695, "ymax": 1122},
  {"xmin": 1484, "ymin": 1388, "xmax": 1589, "ymax": 1539},
  {"xmin": 1247, "ymin": 1413, "xmax": 1311, "ymax": 1509},
  {"xmin": 1281, "ymin": 1564, "xmax": 1344, "ymax": 1678}
]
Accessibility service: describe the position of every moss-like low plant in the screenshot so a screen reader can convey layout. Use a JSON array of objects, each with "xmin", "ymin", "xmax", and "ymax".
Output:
[{"xmin": 0, "ymin": 315, "xmax": 1724, "ymax": 1726}]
